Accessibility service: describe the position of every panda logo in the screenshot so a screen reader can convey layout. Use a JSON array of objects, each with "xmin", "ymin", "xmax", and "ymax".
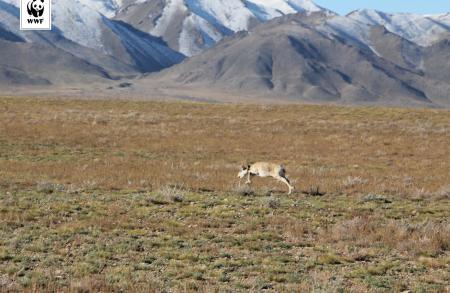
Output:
[{"xmin": 27, "ymin": 0, "xmax": 45, "ymax": 18}]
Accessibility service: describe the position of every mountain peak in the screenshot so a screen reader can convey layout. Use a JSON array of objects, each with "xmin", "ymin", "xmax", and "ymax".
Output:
[
  {"xmin": 347, "ymin": 8, "xmax": 450, "ymax": 46},
  {"xmin": 114, "ymin": 0, "xmax": 332, "ymax": 56}
]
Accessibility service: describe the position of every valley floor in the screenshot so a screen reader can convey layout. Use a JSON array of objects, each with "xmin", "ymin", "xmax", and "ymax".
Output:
[{"xmin": 0, "ymin": 97, "xmax": 449, "ymax": 292}]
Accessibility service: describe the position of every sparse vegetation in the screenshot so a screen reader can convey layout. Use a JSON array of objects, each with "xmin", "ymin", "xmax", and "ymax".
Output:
[
  {"xmin": 0, "ymin": 97, "xmax": 449, "ymax": 292},
  {"xmin": 155, "ymin": 184, "xmax": 186, "ymax": 203},
  {"xmin": 232, "ymin": 184, "xmax": 255, "ymax": 197}
]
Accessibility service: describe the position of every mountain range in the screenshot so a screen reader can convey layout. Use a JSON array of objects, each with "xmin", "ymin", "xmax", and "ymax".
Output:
[
  {"xmin": 0, "ymin": 0, "xmax": 449, "ymax": 107},
  {"xmin": 115, "ymin": 0, "xmax": 330, "ymax": 56},
  {"xmin": 0, "ymin": 0, "xmax": 184, "ymax": 85}
]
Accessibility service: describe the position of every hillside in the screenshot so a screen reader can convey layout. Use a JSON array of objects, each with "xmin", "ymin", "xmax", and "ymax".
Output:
[{"xmin": 144, "ymin": 13, "xmax": 444, "ymax": 107}]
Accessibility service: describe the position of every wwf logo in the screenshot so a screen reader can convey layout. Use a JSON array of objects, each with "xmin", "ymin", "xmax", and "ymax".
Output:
[
  {"xmin": 27, "ymin": 0, "xmax": 45, "ymax": 18},
  {"xmin": 20, "ymin": 0, "xmax": 52, "ymax": 30}
]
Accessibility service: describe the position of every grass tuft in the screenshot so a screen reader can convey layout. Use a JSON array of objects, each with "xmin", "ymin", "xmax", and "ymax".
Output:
[
  {"xmin": 232, "ymin": 184, "xmax": 255, "ymax": 196},
  {"xmin": 157, "ymin": 184, "xmax": 186, "ymax": 203}
]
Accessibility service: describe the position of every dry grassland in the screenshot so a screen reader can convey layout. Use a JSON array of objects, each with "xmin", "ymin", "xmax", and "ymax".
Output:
[{"xmin": 0, "ymin": 97, "xmax": 449, "ymax": 292}]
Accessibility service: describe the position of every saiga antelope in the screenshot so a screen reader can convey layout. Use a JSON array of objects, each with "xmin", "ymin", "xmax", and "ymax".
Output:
[{"xmin": 237, "ymin": 162, "xmax": 294, "ymax": 194}]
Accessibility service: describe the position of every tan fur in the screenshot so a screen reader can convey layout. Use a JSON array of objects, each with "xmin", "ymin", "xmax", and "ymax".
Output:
[{"xmin": 238, "ymin": 162, "xmax": 294, "ymax": 194}]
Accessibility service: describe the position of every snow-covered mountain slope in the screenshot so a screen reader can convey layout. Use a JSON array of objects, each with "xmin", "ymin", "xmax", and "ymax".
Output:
[
  {"xmin": 347, "ymin": 9, "xmax": 450, "ymax": 47},
  {"xmin": 0, "ymin": 0, "xmax": 137, "ymax": 75},
  {"xmin": 0, "ymin": 0, "xmax": 185, "ymax": 73},
  {"xmin": 313, "ymin": 9, "xmax": 450, "ymax": 63},
  {"xmin": 318, "ymin": 15, "xmax": 372, "ymax": 50},
  {"xmin": 115, "ymin": 0, "xmax": 332, "ymax": 56},
  {"xmin": 78, "ymin": 0, "xmax": 121, "ymax": 17}
]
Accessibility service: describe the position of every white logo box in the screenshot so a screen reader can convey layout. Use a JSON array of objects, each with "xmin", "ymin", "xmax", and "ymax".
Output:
[{"xmin": 20, "ymin": 0, "xmax": 52, "ymax": 30}]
